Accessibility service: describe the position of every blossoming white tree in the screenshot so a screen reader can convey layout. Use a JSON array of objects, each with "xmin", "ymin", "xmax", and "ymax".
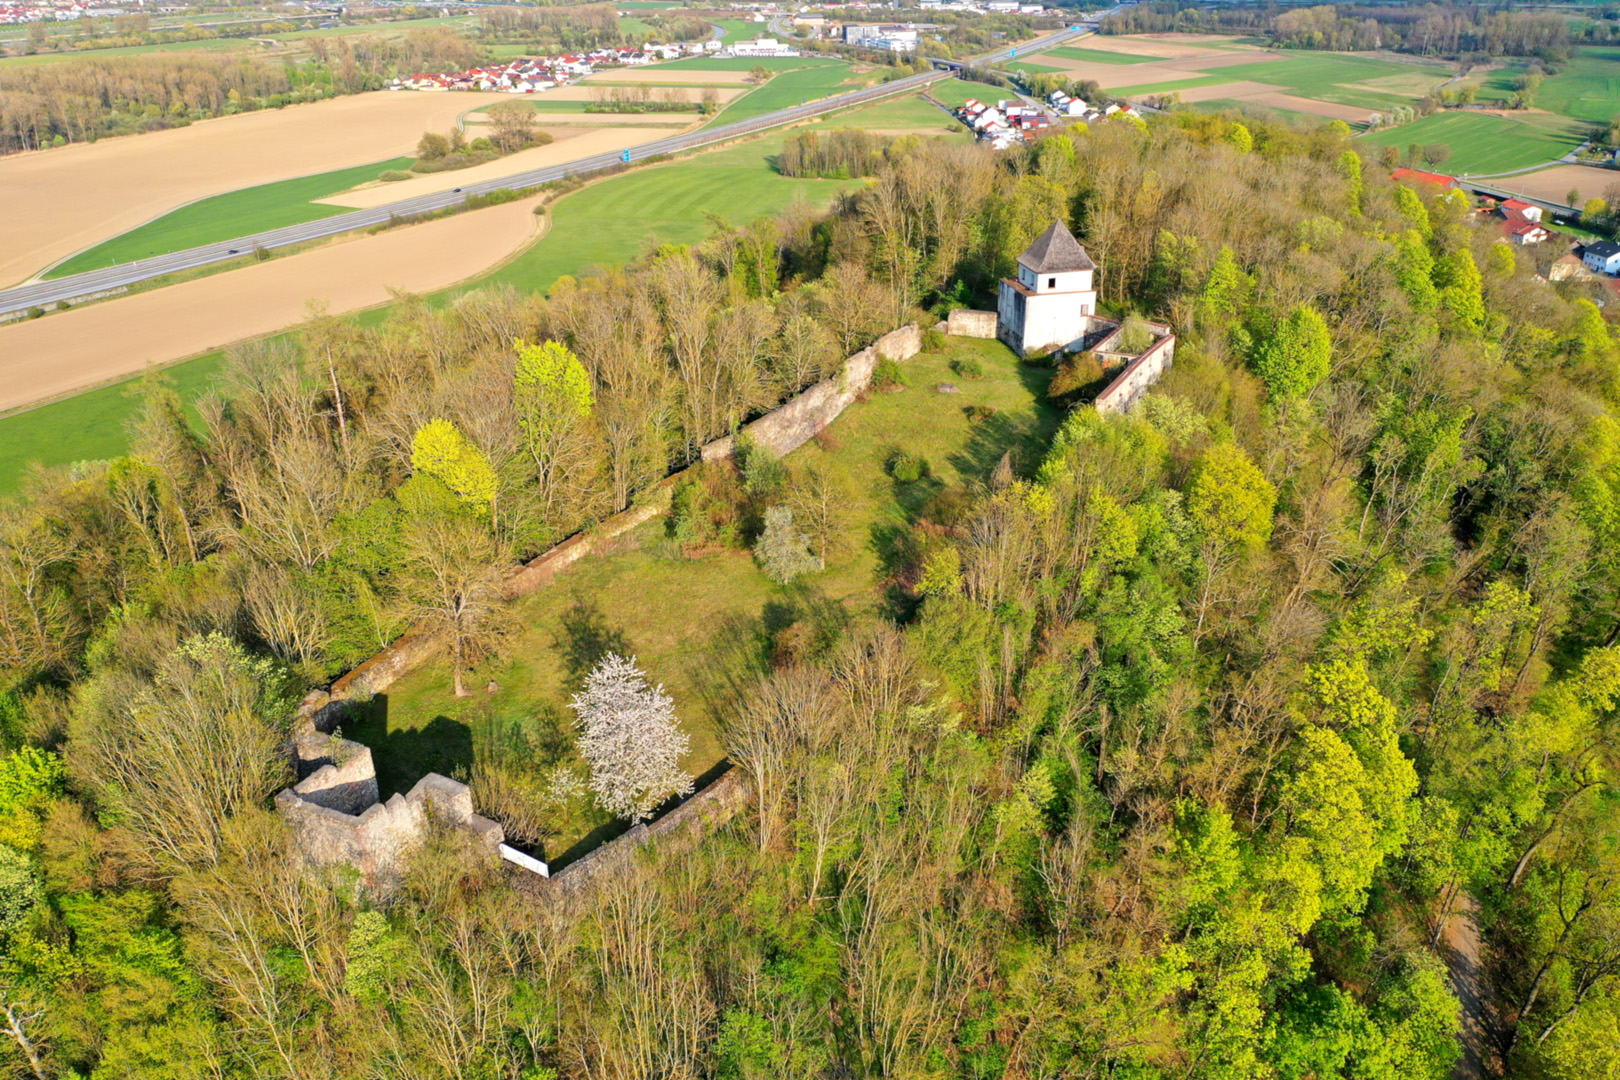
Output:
[{"xmin": 570, "ymin": 653, "xmax": 694, "ymax": 822}]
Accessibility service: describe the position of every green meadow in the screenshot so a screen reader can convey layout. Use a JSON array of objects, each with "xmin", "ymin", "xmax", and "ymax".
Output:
[
  {"xmin": 711, "ymin": 63, "xmax": 875, "ymax": 125},
  {"xmin": 46, "ymin": 157, "xmax": 414, "ymax": 278}
]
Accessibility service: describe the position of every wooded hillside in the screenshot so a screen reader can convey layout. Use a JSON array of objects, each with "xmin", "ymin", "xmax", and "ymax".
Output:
[{"xmin": 1, "ymin": 112, "xmax": 1618, "ymax": 1078}]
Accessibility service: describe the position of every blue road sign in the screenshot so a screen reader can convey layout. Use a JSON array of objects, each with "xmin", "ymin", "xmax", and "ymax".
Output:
[{"xmin": 621, "ymin": 148, "xmax": 631, "ymax": 163}]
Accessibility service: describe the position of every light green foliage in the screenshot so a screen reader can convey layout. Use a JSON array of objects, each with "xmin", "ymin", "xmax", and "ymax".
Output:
[
  {"xmin": 1337, "ymin": 149, "xmax": 1362, "ymax": 212},
  {"xmin": 754, "ymin": 507, "xmax": 818, "ymax": 583},
  {"xmin": 998, "ymin": 174, "xmax": 1069, "ymax": 269},
  {"xmin": 1569, "ymin": 298, "xmax": 1618, "ymax": 385},
  {"xmin": 1393, "ymin": 229, "xmax": 1439, "ymax": 312},
  {"xmin": 917, "ymin": 546, "xmax": 963, "ymax": 598},
  {"xmin": 1137, "ymin": 393, "xmax": 1209, "ymax": 445},
  {"xmin": 0, "ymin": 844, "xmax": 41, "ymax": 935},
  {"xmin": 0, "ymin": 747, "xmax": 64, "ymax": 852},
  {"xmin": 1186, "ymin": 443, "xmax": 1275, "ymax": 551},
  {"xmin": 1486, "ymin": 241, "xmax": 1516, "ymax": 278},
  {"xmin": 411, "ymin": 417, "xmax": 498, "ymax": 511},
  {"xmin": 1395, "ymin": 185, "xmax": 1431, "ymax": 237},
  {"xmin": 1199, "ymin": 246, "xmax": 1250, "ymax": 318},
  {"xmin": 1252, "ymin": 305, "xmax": 1332, "ymax": 398},
  {"xmin": 1281, "ymin": 725, "xmax": 1384, "ymax": 915},
  {"xmin": 343, "ymin": 911, "xmax": 396, "ymax": 1002},
  {"xmin": 1433, "ymin": 249, "xmax": 1484, "ymax": 333},
  {"xmin": 1226, "ymin": 122, "xmax": 1252, "ymax": 154},
  {"xmin": 514, "ymin": 339, "xmax": 594, "ymax": 423}
]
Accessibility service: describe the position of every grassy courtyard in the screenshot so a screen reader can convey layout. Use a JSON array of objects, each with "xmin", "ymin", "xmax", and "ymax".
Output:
[
  {"xmin": 367, "ymin": 336, "xmax": 1061, "ymax": 862},
  {"xmin": 1358, "ymin": 109, "xmax": 1583, "ymax": 175},
  {"xmin": 46, "ymin": 157, "xmax": 413, "ymax": 277}
]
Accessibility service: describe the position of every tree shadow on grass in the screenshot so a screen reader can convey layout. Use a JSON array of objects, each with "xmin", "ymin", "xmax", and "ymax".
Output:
[
  {"xmin": 947, "ymin": 409, "xmax": 1047, "ymax": 485},
  {"xmin": 342, "ymin": 695, "xmax": 474, "ymax": 800},
  {"xmin": 556, "ymin": 595, "xmax": 633, "ymax": 689}
]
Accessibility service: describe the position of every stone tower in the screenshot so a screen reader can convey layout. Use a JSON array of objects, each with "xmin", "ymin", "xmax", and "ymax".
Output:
[{"xmin": 995, "ymin": 219, "xmax": 1098, "ymax": 358}]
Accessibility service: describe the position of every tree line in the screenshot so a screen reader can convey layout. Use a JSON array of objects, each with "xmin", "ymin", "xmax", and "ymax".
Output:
[
  {"xmin": 0, "ymin": 27, "xmax": 481, "ymax": 154},
  {"xmin": 2, "ymin": 106, "xmax": 1620, "ymax": 1077}
]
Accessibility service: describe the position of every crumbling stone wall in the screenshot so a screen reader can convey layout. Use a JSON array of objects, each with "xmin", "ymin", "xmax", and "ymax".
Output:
[
  {"xmin": 703, "ymin": 323, "xmax": 922, "ymax": 461},
  {"xmin": 545, "ymin": 768, "xmax": 751, "ymax": 897},
  {"xmin": 947, "ymin": 309, "xmax": 998, "ymax": 338},
  {"xmin": 275, "ymin": 733, "xmax": 503, "ymax": 889},
  {"xmin": 1095, "ymin": 333, "xmax": 1177, "ymax": 415}
]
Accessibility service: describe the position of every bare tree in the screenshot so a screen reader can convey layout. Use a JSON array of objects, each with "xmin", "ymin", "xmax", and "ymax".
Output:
[{"xmin": 394, "ymin": 511, "xmax": 511, "ymax": 698}]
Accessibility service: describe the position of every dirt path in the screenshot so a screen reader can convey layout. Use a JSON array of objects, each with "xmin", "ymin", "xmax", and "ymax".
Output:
[{"xmin": 1443, "ymin": 891, "xmax": 1503, "ymax": 1080}]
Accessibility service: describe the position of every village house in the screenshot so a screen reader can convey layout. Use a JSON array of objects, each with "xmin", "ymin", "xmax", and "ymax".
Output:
[{"xmin": 1583, "ymin": 240, "xmax": 1620, "ymax": 276}]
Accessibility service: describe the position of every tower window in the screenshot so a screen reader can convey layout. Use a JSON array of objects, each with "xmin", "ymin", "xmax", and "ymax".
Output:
[{"xmin": 1047, "ymin": 277, "xmax": 1056, "ymax": 288}]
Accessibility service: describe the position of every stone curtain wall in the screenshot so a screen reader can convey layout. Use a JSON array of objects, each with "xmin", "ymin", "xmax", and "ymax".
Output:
[
  {"xmin": 1095, "ymin": 333, "xmax": 1176, "ymax": 415},
  {"xmin": 703, "ymin": 323, "xmax": 922, "ymax": 461},
  {"xmin": 946, "ymin": 308, "xmax": 997, "ymax": 338},
  {"xmin": 546, "ymin": 769, "xmax": 751, "ymax": 897}
]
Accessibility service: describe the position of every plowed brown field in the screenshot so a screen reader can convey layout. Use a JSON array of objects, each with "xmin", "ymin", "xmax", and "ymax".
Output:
[
  {"xmin": 0, "ymin": 195, "xmax": 545, "ymax": 413},
  {"xmin": 0, "ymin": 90, "xmax": 517, "ymax": 287}
]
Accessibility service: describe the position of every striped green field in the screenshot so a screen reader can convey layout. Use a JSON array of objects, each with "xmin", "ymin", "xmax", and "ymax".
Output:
[
  {"xmin": 1048, "ymin": 45, "xmax": 1161, "ymax": 64},
  {"xmin": 658, "ymin": 55, "xmax": 846, "ymax": 71},
  {"xmin": 1357, "ymin": 110, "xmax": 1583, "ymax": 175},
  {"xmin": 45, "ymin": 157, "xmax": 414, "ymax": 278},
  {"xmin": 1117, "ymin": 53, "xmax": 1450, "ymax": 110},
  {"xmin": 708, "ymin": 63, "xmax": 873, "ymax": 126},
  {"xmin": 928, "ymin": 78, "xmax": 1012, "ymax": 107}
]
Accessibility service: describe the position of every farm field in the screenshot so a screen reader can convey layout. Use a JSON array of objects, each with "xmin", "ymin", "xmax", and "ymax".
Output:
[
  {"xmin": 1015, "ymin": 35, "xmax": 1448, "ymax": 124},
  {"xmin": 1520, "ymin": 45, "xmax": 1620, "ymax": 124},
  {"xmin": 313, "ymin": 126, "xmax": 680, "ymax": 209},
  {"xmin": 824, "ymin": 93, "xmax": 966, "ymax": 134},
  {"xmin": 0, "ymin": 91, "xmax": 951, "ymax": 488},
  {"xmin": 1490, "ymin": 162, "xmax": 1620, "ymax": 206},
  {"xmin": 0, "ymin": 88, "xmax": 512, "ymax": 287},
  {"xmin": 710, "ymin": 63, "xmax": 877, "ymax": 126},
  {"xmin": 371, "ymin": 335, "xmax": 1060, "ymax": 861},
  {"xmin": 657, "ymin": 55, "xmax": 848, "ymax": 71},
  {"xmin": 0, "ymin": 194, "xmax": 546, "ymax": 417},
  {"xmin": 1358, "ymin": 110, "xmax": 1584, "ymax": 175},
  {"xmin": 0, "ymin": 36, "xmax": 251, "ymax": 66},
  {"xmin": 47, "ymin": 156, "xmax": 413, "ymax": 277}
]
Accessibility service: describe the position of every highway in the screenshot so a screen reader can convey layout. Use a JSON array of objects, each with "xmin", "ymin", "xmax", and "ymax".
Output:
[{"xmin": 0, "ymin": 24, "xmax": 1090, "ymax": 319}]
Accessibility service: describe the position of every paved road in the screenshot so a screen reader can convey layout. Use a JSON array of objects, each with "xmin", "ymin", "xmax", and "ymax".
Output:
[{"xmin": 0, "ymin": 25, "xmax": 1089, "ymax": 319}]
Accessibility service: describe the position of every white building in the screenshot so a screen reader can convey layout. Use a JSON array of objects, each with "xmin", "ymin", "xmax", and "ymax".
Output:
[
  {"xmin": 730, "ymin": 36, "xmax": 799, "ymax": 56},
  {"xmin": 1584, "ymin": 240, "xmax": 1620, "ymax": 276},
  {"xmin": 996, "ymin": 219, "xmax": 1098, "ymax": 357}
]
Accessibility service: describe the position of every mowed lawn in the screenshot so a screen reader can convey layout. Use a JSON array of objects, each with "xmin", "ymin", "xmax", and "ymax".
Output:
[
  {"xmin": 1532, "ymin": 46, "xmax": 1620, "ymax": 124},
  {"xmin": 1358, "ymin": 110, "xmax": 1582, "ymax": 174},
  {"xmin": 373, "ymin": 336, "xmax": 1060, "ymax": 861},
  {"xmin": 46, "ymin": 157, "xmax": 413, "ymax": 277}
]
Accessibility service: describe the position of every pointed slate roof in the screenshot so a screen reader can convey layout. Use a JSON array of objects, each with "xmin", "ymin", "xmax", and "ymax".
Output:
[{"xmin": 1017, "ymin": 219, "xmax": 1096, "ymax": 275}]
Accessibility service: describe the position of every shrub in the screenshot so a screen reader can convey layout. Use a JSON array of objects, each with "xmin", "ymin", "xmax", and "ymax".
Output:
[
  {"xmin": 965, "ymin": 404, "xmax": 998, "ymax": 424},
  {"xmin": 888, "ymin": 451, "xmax": 928, "ymax": 483},
  {"xmin": 25, "ymin": 307, "xmax": 43, "ymax": 320},
  {"xmin": 950, "ymin": 356, "xmax": 985, "ymax": 379},
  {"xmin": 379, "ymin": 169, "xmax": 414, "ymax": 182},
  {"xmin": 754, "ymin": 507, "xmax": 819, "ymax": 584},
  {"xmin": 1021, "ymin": 346, "xmax": 1055, "ymax": 367},
  {"xmin": 735, "ymin": 435, "xmax": 786, "ymax": 499},
  {"xmin": 1114, "ymin": 316, "xmax": 1156, "ymax": 355},
  {"xmin": 872, "ymin": 356, "xmax": 905, "ymax": 391},
  {"xmin": 921, "ymin": 326, "xmax": 947, "ymax": 353},
  {"xmin": 1048, "ymin": 352, "xmax": 1104, "ymax": 401}
]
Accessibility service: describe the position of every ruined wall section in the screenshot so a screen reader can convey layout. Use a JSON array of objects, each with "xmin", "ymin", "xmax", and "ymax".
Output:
[
  {"xmin": 703, "ymin": 324, "xmax": 922, "ymax": 462},
  {"xmin": 276, "ymin": 734, "xmax": 502, "ymax": 889},
  {"xmin": 946, "ymin": 308, "xmax": 997, "ymax": 338}
]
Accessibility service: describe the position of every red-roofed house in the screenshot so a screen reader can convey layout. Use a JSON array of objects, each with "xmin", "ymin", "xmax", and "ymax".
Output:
[
  {"xmin": 1501, "ymin": 197, "xmax": 1543, "ymax": 223},
  {"xmin": 1391, "ymin": 167, "xmax": 1459, "ymax": 191},
  {"xmin": 1503, "ymin": 220, "xmax": 1551, "ymax": 245}
]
